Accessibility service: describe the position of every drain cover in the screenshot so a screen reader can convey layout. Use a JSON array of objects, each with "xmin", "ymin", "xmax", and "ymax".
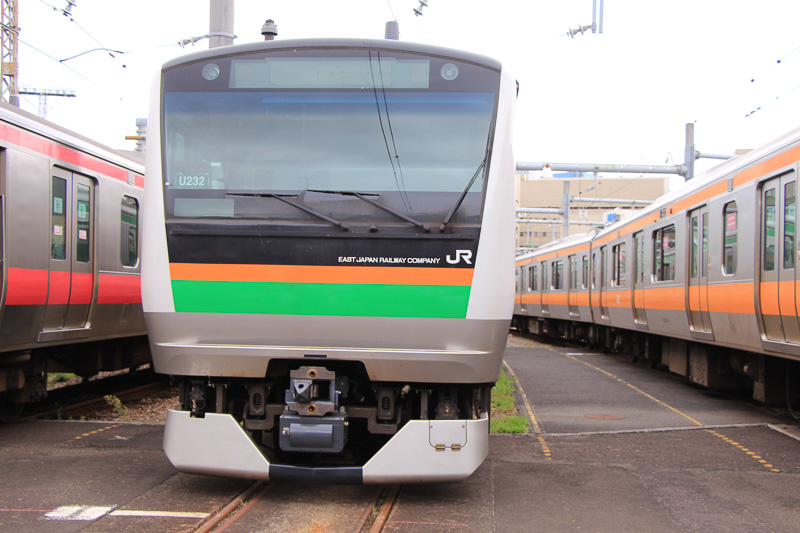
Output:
[{"xmin": 585, "ymin": 414, "xmax": 624, "ymax": 420}]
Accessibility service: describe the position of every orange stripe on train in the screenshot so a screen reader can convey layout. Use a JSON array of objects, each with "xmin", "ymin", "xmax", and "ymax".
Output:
[{"xmin": 169, "ymin": 263, "xmax": 474, "ymax": 286}]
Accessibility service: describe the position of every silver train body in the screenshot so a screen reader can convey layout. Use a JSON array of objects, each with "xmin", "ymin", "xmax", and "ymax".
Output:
[
  {"xmin": 514, "ymin": 126, "xmax": 800, "ymax": 402},
  {"xmin": 143, "ymin": 39, "xmax": 516, "ymax": 483},
  {"xmin": 0, "ymin": 101, "xmax": 148, "ymax": 410}
]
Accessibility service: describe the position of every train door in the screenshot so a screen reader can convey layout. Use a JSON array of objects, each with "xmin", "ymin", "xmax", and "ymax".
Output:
[
  {"xmin": 760, "ymin": 173, "xmax": 800, "ymax": 344},
  {"xmin": 541, "ymin": 262, "xmax": 550, "ymax": 315},
  {"xmin": 590, "ymin": 250, "xmax": 600, "ymax": 321},
  {"xmin": 688, "ymin": 207, "xmax": 712, "ymax": 334},
  {"xmin": 599, "ymin": 246, "xmax": 609, "ymax": 319},
  {"xmin": 568, "ymin": 255, "xmax": 579, "ymax": 317},
  {"xmin": 41, "ymin": 171, "xmax": 95, "ymax": 332},
  {"xmin": 528, "ymin": 264, "xmax": 538, "ymax": 314},
  {"xmin": 516, "ymin": 266, "xmax": 525, "ymax": 314},
  {"xmin": 632, "ymin": 231, "xmax": 647, "ymax": 325},
  {"xmin": 581, "ymin": 253, "xmax": 589, "ymax": 315}
]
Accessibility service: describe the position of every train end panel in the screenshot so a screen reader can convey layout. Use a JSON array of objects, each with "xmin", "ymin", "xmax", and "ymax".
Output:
[
  {"xmin": 163, "ymin": 409, "xmax": 488, "ymax": 484},
  {"xmin": 147, "ymin": 38, "xmax": 513, "ymax": 482}
]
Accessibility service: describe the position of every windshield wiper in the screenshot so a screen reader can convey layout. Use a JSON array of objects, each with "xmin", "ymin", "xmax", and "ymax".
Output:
[
  {"xmin": 226, "ymin": 191, "xmax": 349, "ymax": 231},
  {"xmin": 308, "ymin": 190, "xmax": 430, "ymax": 232},
  {"xmin": 439, "ymin": 159, "xmax": 486, "ymax": 232}
]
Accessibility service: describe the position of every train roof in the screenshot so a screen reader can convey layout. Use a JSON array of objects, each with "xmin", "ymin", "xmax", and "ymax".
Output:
[
  {"xmin": 520, "ymin": 124, "xmax": 800, "ymax": 259},
  {"xmin": 161, "ymin": 38, "xmax": 503, "ymax": 73},
  {"xmin": 0, "ymin": 100, "xmax": 144, "ymax": 173}
]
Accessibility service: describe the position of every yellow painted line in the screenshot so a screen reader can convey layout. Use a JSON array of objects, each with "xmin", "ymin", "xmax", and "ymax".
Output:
[
  {"xmin": 703, "ymin": 429, "xmax": 780, "ymax": 472},
  {"xmin": 68, "ymin": 425, "xmax": 120, "ymax": 443},
  {"xmin": 559, "ymin": 351, "xmax": 706, "ymax": 426},
  {"xmin": 502, "ymin": 360, "xmax": 552, "ymax": 460},
  {"xmin": 109, "ymin": 510, "xmax": 209, "ymax": 518},
  {"xmin": 552, "ymin": 346, "xmax": 783, "ymax": 473}
]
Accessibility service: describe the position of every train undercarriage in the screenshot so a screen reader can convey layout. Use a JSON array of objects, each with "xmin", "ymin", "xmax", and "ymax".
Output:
[{"xmin": 0, "ymin": 336, "xmax": 151, "ymax": 420}]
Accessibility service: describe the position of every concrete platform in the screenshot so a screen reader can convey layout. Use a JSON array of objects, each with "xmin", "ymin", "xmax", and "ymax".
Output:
[
  {"xmin": 1, "ymin": 337, "xmax": 799, "ymax": 532},
  {"xmin": 0, "ymin": 420, "xmax": 250, "ymax": 532}
]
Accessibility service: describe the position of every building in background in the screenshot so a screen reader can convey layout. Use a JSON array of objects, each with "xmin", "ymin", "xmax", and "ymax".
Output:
[{"xmin": 516, "ymin": 170, "xmax": 671, "ymax": 249}]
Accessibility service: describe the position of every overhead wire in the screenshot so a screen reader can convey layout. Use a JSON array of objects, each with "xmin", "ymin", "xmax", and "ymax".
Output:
[
  {"xmin": 36, "ymin": 0, "xmax": 129, "ymax": 68},
  {"xmin": 745, "ymin": 40, "xmax": 800, "ymax": 118},
  {"xmin": 749, "ymin": 41, "xmax": 800, "ymax": 85},
  {"xmin": 21, "ymin": 0, "xmax": 188, "ymax": 118},
  {"xmin": 17, "ymin": 34, "xmax": 96, "ymax": 85}
]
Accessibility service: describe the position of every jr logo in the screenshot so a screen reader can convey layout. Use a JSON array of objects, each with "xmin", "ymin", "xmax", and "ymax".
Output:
[{"xmin": 446, "ymin": 249, "xmax": 473, "ymax": 265}]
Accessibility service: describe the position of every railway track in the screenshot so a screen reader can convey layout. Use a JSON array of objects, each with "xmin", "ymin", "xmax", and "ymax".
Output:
[
  {"xmin": 194, "ymin": 482, "xmax": 402, "ymax": 532},
  {"xmin": 50, "ymin": 380, "xmax": 171, "ymax": 420}
]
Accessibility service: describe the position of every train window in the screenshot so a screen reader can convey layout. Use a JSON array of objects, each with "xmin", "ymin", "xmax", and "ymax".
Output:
[
  {"xmin": 552, "ymin": 261, "xmax": 563, "ymax": 290},
  {"xmin": 702, "ymin": 212, "xmax": 709, "ymax": 277},
  {"xmin": 592, "ymin": 252, "xmax": 599, "ymax": 289},
  {"xmin": 51, "ymin": 177, "xmax": 67, "ymax": 260},
  {"xmin": 723, "ymin": 202, "xmax": 737, "ymax": 275},
  {"xmin": 162, "ymin": 50, "xmax": 499, "ymax": 227},
  {"xmin": 653, "ymin": 225, "xmax": 676, "ymax": 281},
  {"xmin": 785, "ymin": 182, "xmax": 795, "ymax": 270},
  {"xmin": 529, "ymin": 265, "xmax": 538, "ymax": 291},
  {"xmin": 691, "ymin": 216, "xmax": 699, "ymax": 278},
  {"xmin": 764, "ymin": 188, "xmax": 776, "ymax": 272},
  {"xmin": 634, "ymin": 232, "xmax": 646, "ymax": 283},
  {"xmin": 600, "ymin": 247, "xmax": 608, "ymax": 288},
  {"xmin": 76, "ymin": 184, "xmax": 91, "ymax": 263},
  {"xmin": 121, "ymin": 196, "xmax": 139, "ymax": 267},
  {"xmin": 582, "ymin": 256, "xmax": 589, "ymax": 289},
  {"xmin": 569, "ymin": 256, "xmax": 578, "ymax": 289},
  {"xmin": 612, "ymin": 243, "xmax": 626, "ymax": 286}
]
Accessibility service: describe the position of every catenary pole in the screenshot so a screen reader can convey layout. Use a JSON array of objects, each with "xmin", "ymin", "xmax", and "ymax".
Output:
[{"xmin": 209, "ymin": 0, "xmax": 235, "ymax": 49}]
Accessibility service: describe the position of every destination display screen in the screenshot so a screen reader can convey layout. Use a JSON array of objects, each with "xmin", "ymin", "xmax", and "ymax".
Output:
[{"xmin": 229, "ymin": 58, "xmax": 430, "ymax": 89}]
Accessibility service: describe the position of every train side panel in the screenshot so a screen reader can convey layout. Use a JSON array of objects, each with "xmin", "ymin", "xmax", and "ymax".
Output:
[{"xmin": 0, "ymin": 102, "xmax": 148, "ymax": 407}]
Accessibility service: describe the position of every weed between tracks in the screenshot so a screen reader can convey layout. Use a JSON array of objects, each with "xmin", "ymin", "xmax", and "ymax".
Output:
[
  {"xmin": 356, "ymin": 487, "xmax": 390, "ymax": 533},
  {"xmin": 104, "ymin": 395, "xmax": 133, "ymax": 423},
  {"xmin": 490, "ymin": 369, "xmax": 529, "ymax": 434}
]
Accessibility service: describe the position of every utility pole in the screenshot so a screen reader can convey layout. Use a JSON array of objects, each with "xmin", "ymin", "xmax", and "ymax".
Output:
[
  {"xmin": 209, "ymin": 0, "xmax": 234, "ymax": 49},
  {"xmin": 516, "ymin": 124, "xmax": 734, "ymax": 180},
  {"xmin": 515, "ymin": 123, "xmax": 737, "ymax": 243},
  {"xmin": 125, "ymin": 118, "xmax": 147, "ymax": 153},
  {"xmin": 18, "ymin": 87, "xmax": 75, "ymax": 119},
  {"xmin": 684, "ymin": 123, "xmax": 695, "ymax": 181},
  {"xmin": 1, "ymin": 0, "xmax": 18, "ymax": 105},
  {"xmin": 568, "ymin": 0, "xmax": 603, "ymax": 37}
]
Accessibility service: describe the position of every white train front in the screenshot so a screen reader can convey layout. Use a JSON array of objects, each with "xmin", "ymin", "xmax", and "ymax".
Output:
[{"xmin": 143, "ymin": 39, "xmax": 516, "ymax": 482}]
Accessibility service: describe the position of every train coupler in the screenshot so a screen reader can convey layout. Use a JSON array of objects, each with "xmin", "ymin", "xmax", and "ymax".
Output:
[
  {"xmin": 278, "ymin": 413, "xmax": 348, "ymax": 453},
  {"xmin": 278, "ymin": 366, "xmax": 348, "ymax": 453}
]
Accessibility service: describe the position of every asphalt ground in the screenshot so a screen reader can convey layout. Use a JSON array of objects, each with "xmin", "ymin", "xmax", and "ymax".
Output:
[{"xmin": 1, "ymin": 335, "xmax": 799, "ymax": 532}]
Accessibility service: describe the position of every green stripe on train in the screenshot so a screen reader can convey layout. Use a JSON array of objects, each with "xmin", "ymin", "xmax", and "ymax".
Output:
[{"xmin": 171, "ymin": 280, "xmax": 471, "ymax": 318}]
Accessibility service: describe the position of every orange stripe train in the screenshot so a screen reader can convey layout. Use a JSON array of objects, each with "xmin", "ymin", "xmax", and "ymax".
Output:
[{"xmin": 514, "ymin": 125, "xmax": 800, "ymax": 403}]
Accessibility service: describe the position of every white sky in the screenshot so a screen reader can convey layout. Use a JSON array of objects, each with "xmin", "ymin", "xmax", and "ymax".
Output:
[{"xmin": 17, "ymin": 0, "xmax": 800, "ymax": 177}]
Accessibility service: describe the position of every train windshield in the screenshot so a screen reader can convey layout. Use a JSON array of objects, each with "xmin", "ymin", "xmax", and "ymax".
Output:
[{"xmin": 161, "ymin": 48, "xmax": 500, "ymax": 227}]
